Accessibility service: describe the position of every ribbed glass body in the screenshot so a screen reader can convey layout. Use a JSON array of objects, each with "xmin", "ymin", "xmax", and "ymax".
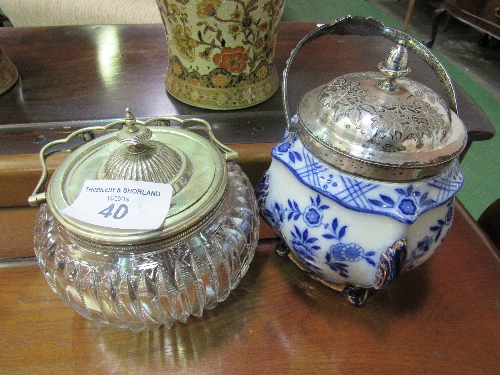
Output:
[{"xmin": 34, "ymin": 163, "xmax": 259, "ymax": 331}]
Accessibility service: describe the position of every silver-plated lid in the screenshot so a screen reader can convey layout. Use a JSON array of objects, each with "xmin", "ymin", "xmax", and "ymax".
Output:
[
  {"xmin": 30, "ymin": 109, "xmax": 238, "ymax": 247},
  {"xmin": 101, "ymin": 109, "xmax": 189, "ymax": 194},
  {"xmin": 282, "ymin": 17, "xmax": 468, "ymax": 182},
  {"xmin": 297, "ymin": 44, "xmax": 466, "ymax": 181}
]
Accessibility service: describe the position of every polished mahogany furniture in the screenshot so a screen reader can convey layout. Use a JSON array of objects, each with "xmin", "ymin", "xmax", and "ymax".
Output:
[
  {"xmin": 426, "ymin": 0, "xmax": 500, "ymax": 47},
  {"xmin": 1, "ymin": 203, "xmax": 500, "ymax": 374},
  {"xmin": 0, "ymin": 22, "xmax": 499, "ymax": 373},
  {"xmin": 0, "ymin": 23, "xmax": 495, "ymax": 156}
]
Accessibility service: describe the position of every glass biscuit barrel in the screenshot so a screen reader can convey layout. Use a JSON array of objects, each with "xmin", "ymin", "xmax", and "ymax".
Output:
[{"xmin": 29, "ymin": 109, "xmax": 259, "ymax": 331}]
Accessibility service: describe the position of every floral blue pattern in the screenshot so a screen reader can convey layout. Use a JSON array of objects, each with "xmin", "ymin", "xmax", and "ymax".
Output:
[
  {"xmin": 276, "ymin": 141, "xmax": 302, "ymax": 163},
  {"xmin": 406, "ymin": 200, "xmax": 454, "ymax": 269},
  {"xmin": 266, "ymin": 194, "xmax": 377, "ymax": 279},
  {"xmin": 256, "ymin": 170, "xmax": 456, "ymax": 286},
  {"xmin": 256, "ymin": 127, "xmax": 461, "ymax": 290},
  {"xmin": 272, "ymin": 131, "xmax": 464, "ymax": 224},
  {"xmin": 368, "ymin": 185, "xmax": 437, "ymax": 217}
]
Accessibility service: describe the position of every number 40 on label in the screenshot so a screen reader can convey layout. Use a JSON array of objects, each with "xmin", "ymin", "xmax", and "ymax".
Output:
[{"xmin": 98, "ymin": 204, "xmax": 129, "ymax": 220}]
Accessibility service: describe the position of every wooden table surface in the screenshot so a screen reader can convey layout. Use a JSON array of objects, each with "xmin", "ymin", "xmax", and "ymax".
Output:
[
  {"xmin": 0, "ymin": 22, "xmax": 499, "ymax": 374},
  {"xmin": 1, "ymin": 202, "xmax": 500, "ymax": 374}
]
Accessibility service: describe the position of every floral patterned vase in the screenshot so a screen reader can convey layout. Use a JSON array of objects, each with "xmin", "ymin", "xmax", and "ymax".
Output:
[{"xmin": 157, "ymin": 0, "xmax": 285, "ymax": 110}]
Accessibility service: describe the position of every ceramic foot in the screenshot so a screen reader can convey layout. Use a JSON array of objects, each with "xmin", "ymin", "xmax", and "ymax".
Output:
[{"xmin": 277, "ymin": 244, "xmax": 370, "ymax": 306}]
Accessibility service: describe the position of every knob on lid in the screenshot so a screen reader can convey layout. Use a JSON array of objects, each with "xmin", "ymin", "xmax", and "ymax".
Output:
[
  {"xmin": 296, "ymin": 43, "xmax": 467, "ymax": 181},
  {"xmin": 44, "ymin": 109, "xmax": 229, "ymax": 247},
  {"xmin": 102, "ymin": 109, "xmax": 188, "ymax": 192}
]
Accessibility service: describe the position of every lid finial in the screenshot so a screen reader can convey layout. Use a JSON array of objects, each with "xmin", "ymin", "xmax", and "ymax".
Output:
[
  {"xmin": 103, "ymin": 108, "xmax": 184, "ymax": 183},
  {"xmin": 377, "ymin": 43, "xmax": 411, "ymax": 93},
  {"xmin": 116, "ymin": 108, "xmax": 152, "ymax": 148},
  {"xmin": 125, "ymin": 108, "xmax": 138, "ymax": 133}
]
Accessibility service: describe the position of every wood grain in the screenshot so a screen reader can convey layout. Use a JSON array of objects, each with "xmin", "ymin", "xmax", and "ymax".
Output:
[
  {"xmin": 0, "ymin": 23, "xmax": 499, "ymax": 374},
  {"xmin": 0, "ymin": 143, "xmax": 275, "ymax": 209},
  {"xmin": 1, "ymin": 202, "xmax": 499, "ymax": 374},
  {"xmin": 0, "ymin": 206, "xmax": 38, "ymax": 258}
]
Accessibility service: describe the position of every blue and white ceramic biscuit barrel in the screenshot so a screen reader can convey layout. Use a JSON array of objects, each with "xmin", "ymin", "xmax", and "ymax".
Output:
[{"xmin": 256, "ymin": 17, "xmax": 467, "ymax": 306}]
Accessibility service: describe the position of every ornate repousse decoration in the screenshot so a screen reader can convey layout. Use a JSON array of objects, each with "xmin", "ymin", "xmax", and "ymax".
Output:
[
  {"xmin": 318, "ymin": 78, "xmax": 371, "ymax": 126},
  {"xmin": 102, "ymin": 109, "xmax": 186, "ymax": 185},
  {"xmin": 157, "ymin": 0, "xmax": 285, "ymax": 109},
  {"xmin": 370, "ymin": 98, "xmax": 447, "ymax": 150},
  {"xmin": 103, "ymin": 141, "xmax": 184, "ymax": 184},
  {"xmin": 316, "ymin": 72, "xmax": 449, "ymax": 150}
]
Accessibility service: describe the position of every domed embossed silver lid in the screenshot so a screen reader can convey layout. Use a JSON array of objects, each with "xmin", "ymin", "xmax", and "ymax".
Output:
[{"xmin": 296, "ymin": 43, "xmax": 467, "ymax": 181}]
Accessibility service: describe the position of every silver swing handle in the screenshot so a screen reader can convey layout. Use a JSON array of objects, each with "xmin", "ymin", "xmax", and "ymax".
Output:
[
  {"xmin": 28, "ymin": 121, "xmax": 123, "ymax": 207},
  {"xmin": 282, "ymin": 16, "xmax": 458, "ymax": 131},
  {"xmin": 29, "ymin": 110, "xmax": 237, "ymax": 207}
]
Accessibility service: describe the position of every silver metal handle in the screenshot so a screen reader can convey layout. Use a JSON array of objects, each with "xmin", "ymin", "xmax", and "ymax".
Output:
[
  {"xmin": 28, "ymin": 121, "xmax": 123, "ymax": 207},
  {"xmin": 145, "ymin": 116, "xmax": 238, "ymax": 162},
  {"xmin": 282, "ymin": 16, "xmax": 458, "ymax": 131},
  {"xmin": 28, "ymin": 112, "xmax": 237, "ymax": 207}
]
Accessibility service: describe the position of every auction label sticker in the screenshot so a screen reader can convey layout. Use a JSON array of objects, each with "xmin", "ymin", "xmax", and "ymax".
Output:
[{"xmin": 61, "ymin": 180, "xmax": 173, "ymax": 230}]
